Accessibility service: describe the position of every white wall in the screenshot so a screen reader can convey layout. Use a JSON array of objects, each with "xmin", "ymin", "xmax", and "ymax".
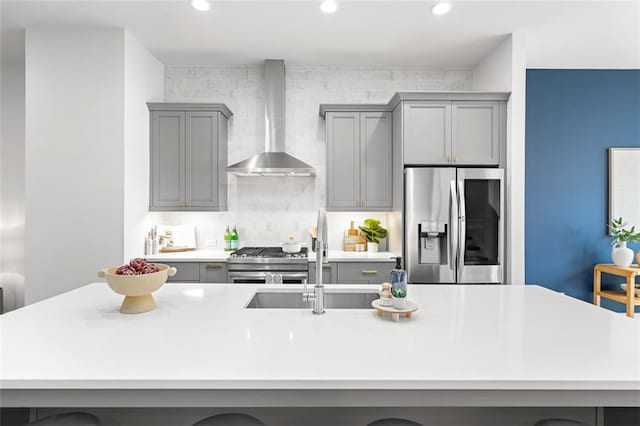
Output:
[
  {"xmin": 1, "ymin": 62, "xmax": 26, "ymax": 312},
  {"xmin": 161, "ymin": 67, "xmax": 473, "ymax": 252},
  {"xmin": 123, "ymin": 32, "xmax": 164, "ymax": 261},
  {"xmin": 473, "ymin": 32, "xmax": 527, "ymax": 285},
  {"xmin": 474, "ymin": 35, "xmax": 512, "ymax": 92},
  {"xmin": 25, "ymin": 29, "xmax": 125, "ymax": 304}
]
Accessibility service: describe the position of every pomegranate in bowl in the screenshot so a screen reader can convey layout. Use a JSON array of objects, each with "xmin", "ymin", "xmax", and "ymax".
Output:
[{"xmin": 98, "ymin": 258, "xmax": 177, "ymax": 314}]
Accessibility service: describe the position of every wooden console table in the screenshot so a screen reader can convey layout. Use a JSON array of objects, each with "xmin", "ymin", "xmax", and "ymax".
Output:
[{"xmin": 593, "ymin": 263, "xmax": 640, "ymax": 318}]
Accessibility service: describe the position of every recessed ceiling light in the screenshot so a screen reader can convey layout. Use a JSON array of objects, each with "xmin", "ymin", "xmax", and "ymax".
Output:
[
  {"xmin": 320, "ymin": 0, "xmax": 338, "ymax": 14},
  {"xmin": 432, "ymin": 2, "xmax": 452, "ymax": 16},
  {"xmin": 191, "ymin": 0, "xmax": 211, "ymax": 12}
]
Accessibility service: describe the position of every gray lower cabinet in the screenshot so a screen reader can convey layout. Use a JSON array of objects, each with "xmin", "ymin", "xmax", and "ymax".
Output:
[
  {"xmin": 325, "ymin": 111, "xmax": 392, "ymax": 211},
  {"xmin": 148, "ymin": 103, "xmax": 232, "ymax": 211},
  {"xmin": 401, "ymin": 99, "xmax": 504, "ymax": 166},
  {"xmin": 162, "ymin": 262, "xmax": 227, "ymax": 283},
  {"xmin": 308, "ymin": 262, "xmax": 337, "ymax": 285},
  {"xmin": 336, "ymin": 262, "xmax": 395, "ymax": 284},
  {"xmin": 165, "ymin": 262, "xmax": 201, "ymax": 283},
  {"xmin": 162, "ymin": 260, "xmax": 394, "ymax": 285},
  {"xmin": 199, "ymin": 262, "xmax": 227, "ymax": 283}
]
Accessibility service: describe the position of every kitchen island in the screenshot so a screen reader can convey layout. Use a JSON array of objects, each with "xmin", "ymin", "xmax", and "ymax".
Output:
[{"xmin": 1, "ymin": 283, "xmax": 639, "ymax": 409}]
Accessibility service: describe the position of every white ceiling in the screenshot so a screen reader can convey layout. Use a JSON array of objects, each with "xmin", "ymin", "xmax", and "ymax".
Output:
[{"xmin": 1, "ymin": 0, "xmax": 639, "ymax": 68}]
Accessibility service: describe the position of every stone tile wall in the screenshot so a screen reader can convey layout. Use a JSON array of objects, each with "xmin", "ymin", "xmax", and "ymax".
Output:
[{"xmin": 160, "ymin": 66, "xmax": 472, "ymax": 250}]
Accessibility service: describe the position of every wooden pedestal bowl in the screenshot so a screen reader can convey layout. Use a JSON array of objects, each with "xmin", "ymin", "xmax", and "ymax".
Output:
[{"xmin": 98, "ymin": 264, "xmax": 177, "ymax": 314}]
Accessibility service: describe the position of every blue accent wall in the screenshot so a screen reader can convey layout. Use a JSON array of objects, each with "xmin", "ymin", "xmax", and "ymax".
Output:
[{"xmin": 525, "ymin": 69, "xmax": 640, "ymax": 313}]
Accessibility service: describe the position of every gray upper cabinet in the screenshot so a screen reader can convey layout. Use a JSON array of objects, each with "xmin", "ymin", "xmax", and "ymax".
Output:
[
  {"xmin": 148, "ymin": 103, "xmax": 232, "ymax": 211},
  {"xmin": 451, "ymin": 101, "xmax": 500, "ymax": 165},
  {"xmin": 361, "ymin": 112, "xmax": 392, "ymax": 209},
  {"xmin": 403, "ymin": 101, "xmax": 451, "ymax": 165},
  {"xmin": 327, "ymin": 112, "xmax": 360, "ymax": 209},
  {"xmin": 399, "ymin": 97, "xmax": 506, "ymax": 166},
  {"xmin": 325, "ymin": 110, "xmax": 392, "ymax": 211},
  {"xmin": 151, "ymin": 111, "xmax": 185, "ymax": 208}
]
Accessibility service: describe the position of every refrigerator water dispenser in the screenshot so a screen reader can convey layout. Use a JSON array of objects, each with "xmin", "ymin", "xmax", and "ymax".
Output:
[{"xmin": 419, "ymin": 220, "xmax": 447, "ymax": 264}]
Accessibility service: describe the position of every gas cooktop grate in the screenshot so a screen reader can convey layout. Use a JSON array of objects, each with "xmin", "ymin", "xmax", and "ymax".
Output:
[{"xmin": 230, "ymin": 247, "xmax": 308, "ymax": 258}]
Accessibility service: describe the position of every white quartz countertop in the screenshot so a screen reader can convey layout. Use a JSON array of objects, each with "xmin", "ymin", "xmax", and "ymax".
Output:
[
  {"xmin": 143, "ymin": 249, "xmax": 231, "ymax": 262},
  {"xmin": 1, "ymin": 283, "xmax": 639, "ymax": 407},
  {"xmin": 143, "ymin": 250, "xmax": 398, "ymax": 263}
]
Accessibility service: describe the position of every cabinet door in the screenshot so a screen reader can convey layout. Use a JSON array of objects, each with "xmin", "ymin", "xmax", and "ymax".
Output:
[
  {"xmin": 337, "ymin": 262, "xmax": 395, "ymax": 284},
  {"xmin": 186, "ymin": 112, "xmax": 220, "ymax": 208},
  {"xmin": 361, "ymin": 112, "xmax": 392, "ymax": 210},
  {"xmin": 451, "ymin": 101, "xmax": 500, "ymax": 165},
  {"xmin": 327, "ymin": 112, "xmax": 360, "ymax": 210},
  {"xmin": 308, "ymin": 262, "xmax": 337, "ymax": 284},
  {"xmin": 403, "ymin": 101, "xmax": 451, "ymax": 165},
  {"xmin": 199, "ymin": 262, "xmax": 227, "ymax": 283},
  {"xmin": 164, "ymin": 262, "xmax": 200, "ymax": 282},
  {"xmin": 150, "ymin": 111, "xmax": 185, "ymax": 209}
]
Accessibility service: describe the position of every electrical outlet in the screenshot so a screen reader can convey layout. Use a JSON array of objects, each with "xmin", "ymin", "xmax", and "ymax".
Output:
[{"xmin": 206, "ymin": 239, "xmax": 217, "ymax": 248}]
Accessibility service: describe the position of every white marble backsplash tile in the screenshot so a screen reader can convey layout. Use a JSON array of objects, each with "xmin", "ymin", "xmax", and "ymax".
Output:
[{"xmin": 157, "ymin": 65, "xmax": 472, "ymax": 252}]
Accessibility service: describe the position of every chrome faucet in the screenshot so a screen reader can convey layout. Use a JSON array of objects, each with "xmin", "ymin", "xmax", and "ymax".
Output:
[{"xmin": 304, "ymin": 207, "xmax": 328, "ymax": 314}]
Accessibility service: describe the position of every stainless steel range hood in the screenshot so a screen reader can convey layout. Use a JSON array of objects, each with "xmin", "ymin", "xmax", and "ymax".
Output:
[{"xmin": 226, "ymin": 60, "xmax": 315, "ymax": 177}]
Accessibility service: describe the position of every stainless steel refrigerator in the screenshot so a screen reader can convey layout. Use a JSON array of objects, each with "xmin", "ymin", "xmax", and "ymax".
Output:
[{"xmin": 405, "ymin": 167, "xmax": 504, "ymax": 284}]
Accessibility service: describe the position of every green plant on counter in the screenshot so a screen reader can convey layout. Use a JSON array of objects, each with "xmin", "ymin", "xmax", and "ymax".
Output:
[
  {"xmin": 359, "ymin": 218, "xmax": 388, "ymax": 243},
  {"xmin": 391, "ymin": 287, "xmax": 407, "ymax": 298},
  {"xmin": 608, "ymin": 217, "xmax": 640, "ymax": 244}
]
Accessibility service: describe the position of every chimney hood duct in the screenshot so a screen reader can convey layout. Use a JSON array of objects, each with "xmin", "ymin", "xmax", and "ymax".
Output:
[{"xmin": 226, "ymin": 59, "xmax": 315, "ymax": 177}]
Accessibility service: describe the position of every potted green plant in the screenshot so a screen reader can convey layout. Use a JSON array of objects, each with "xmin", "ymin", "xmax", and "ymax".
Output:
[
  {"xmin": 608, "ymin": 217, "xmax": 640, "ymax": 267},
  {"xmin": 359, "ymin": 218, "xmax": 388, "ymax": 253},
  {"xmin": 391, "ymin": 286, "xmax": 407, "ymax": 309}
]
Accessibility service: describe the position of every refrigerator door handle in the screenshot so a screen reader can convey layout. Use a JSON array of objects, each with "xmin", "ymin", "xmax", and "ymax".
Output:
[
  {"xmin": 449, "ymin": 180, "xmax": 458, "ymax": 272},
  {"xmin": 457, "ymin": 180, "xmax": 466, "ymax": 280}
]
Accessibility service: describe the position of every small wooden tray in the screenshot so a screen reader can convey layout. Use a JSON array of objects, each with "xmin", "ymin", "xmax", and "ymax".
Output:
[{"xmin": 372, "ymin": 299, "xmax": 418, "ymax": 321}]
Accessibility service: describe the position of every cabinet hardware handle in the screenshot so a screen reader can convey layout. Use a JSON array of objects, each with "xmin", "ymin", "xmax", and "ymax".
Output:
[
  {"xmin": 362, "ymin": 270, "xmax": 378, "ymax": 275},
  {"xmin": 205, "ymin": 263, "xmax": 223, "ymax": 269},
  {"xmin": 322, "ymin": 263, "xmax": 332, "ymax": 269}
]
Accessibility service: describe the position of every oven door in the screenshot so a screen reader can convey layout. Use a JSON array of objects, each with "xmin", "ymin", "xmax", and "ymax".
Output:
[{"xmin": 228, "ymin": 271, "xmax": 308, "ymax": 284}]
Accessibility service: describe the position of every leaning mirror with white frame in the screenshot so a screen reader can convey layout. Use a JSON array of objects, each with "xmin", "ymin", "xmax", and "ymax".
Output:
[{"xmin": 609, "ymin": 147, "xmax": 640, "ymax": 232}]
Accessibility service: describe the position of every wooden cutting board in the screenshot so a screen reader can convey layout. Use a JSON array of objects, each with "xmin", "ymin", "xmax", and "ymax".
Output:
[
  {"xmin": 159, "ymin": 246, "xmax": 195, "ymax": 253},
  {"xmin": 343, "ymin": 235, "xmax": 367, "ymax": 251}
]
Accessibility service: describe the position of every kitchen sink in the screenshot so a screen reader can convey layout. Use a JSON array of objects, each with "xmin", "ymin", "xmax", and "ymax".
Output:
[{"xmin": 245, "ymin": 290, "xmax": 378, "ymax": 309}]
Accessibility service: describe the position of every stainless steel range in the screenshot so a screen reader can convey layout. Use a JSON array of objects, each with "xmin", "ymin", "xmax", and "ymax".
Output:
[{"xmin": 227, "ymin": 247, "xmax": 309, "ymax": 284}]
